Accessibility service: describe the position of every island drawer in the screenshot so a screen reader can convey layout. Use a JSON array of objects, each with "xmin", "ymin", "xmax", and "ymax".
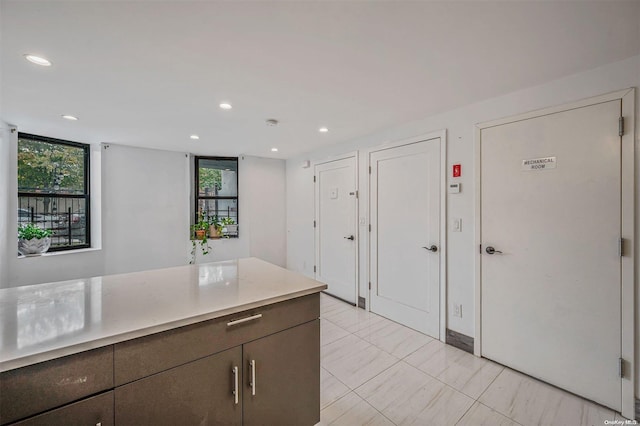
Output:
[
  {"xmin": 114, "ymin": 293, "xmax": 319, "ymax": 385},
  {"xmin": 0, "ymin": 347, "xmax": 114, "ymax": 425},
  {"xmin": 7, "ymin": 391, "xmax": 114, "ymax": 426}
]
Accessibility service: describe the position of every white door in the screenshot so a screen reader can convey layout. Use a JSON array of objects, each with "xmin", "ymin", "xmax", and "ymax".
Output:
[
  {"xmin": 315, "ymin": 157, "xmax": 357, "ymax": 304},
  {"xmin": 480, "ymin": 100, "xmax": 622, "ymax": 410},
  {"xmin": 370, "ymin": 139, "xmax": 440, "ymax": 337}
]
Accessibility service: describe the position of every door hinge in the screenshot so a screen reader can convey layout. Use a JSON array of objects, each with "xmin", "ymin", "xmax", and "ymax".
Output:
[
  {"xmin": 369, "ymin": 166, "xmax": 372, "ymax": 174},
  {"xmin": 368, "ymin": 282, "xmax": 371, "ymax": 290},
  {"xmin": 619, "ymin": 357, "xmax": 625, "ymax": 378},
  {"xmin": 355, "ymin": 190, "xmax": 359, "ymax": 199},
  {"xmin": 619, "ymin": 117, "xmax": 624, "ymax": 137},
  {"xmin": 479, "ymin": 244, "xmax": 482, "ymax": 254},
  {"xmin": 619, "ymin": 238, "xmax": 624, "ymax": 257},
  {"xmin": 313, "ymin": 220, "xmax": 316, "ymax": 228},
  {"xmin": 369, "ymin": 224, "xmax": 371, "ymax": 232},
  {"xmin": 313, "ymin": 175, "xmax": 316, "ymax": 183},
  {"xmin": 314, "ymin": 265, "xmax": 316, "ymax": 273}
]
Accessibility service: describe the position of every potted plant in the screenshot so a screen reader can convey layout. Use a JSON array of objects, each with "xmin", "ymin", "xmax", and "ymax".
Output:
[
  {"xmin": 18, "ymin": 223, "xmax": 52, "ymax": 256},
  {"xmin": 190, "ymin": 211, "xmax": 212, "ymax": 263},
  {"xmin": 221, "ymin": 217, "xmax": 238, "ymax": 235},
  {"xmin": 192, "ymin": 211, "xmax": 209, "ymax": 239},
  {"xmin": 208, "ymin": 215, "xmax": 223, "ymax": 239}
]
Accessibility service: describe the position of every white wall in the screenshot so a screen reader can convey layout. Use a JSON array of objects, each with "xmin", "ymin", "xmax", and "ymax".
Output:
[
  {"xmin": 190, "ymin": 155, "xmax": 287, "ymax": 267},
  {"xmin": 246, "ymin": 156, "xmax": 287, "ymax": 267},
  {"xmin": 102, "ymin": 144, "xmax": 190, "ymax": 274},
  {"xmin": 286, "ymin": 55, "xmax": 640, "ymax": 389},
  {"xmin": 3, "ymin": 145, "xmax": 287, "ymax": 287},
  {"xmin": 0, "ymin": 122, "xmax": 12, "ymax": 288}
]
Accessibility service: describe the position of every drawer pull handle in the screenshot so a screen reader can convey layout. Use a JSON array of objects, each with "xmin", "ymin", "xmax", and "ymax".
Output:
[
  {"xmin": 250, "ymin": 359, "xmax": 256, "ymax": 396},
  {"xmin": 232, "ymin": 366, "xmax": 239, "ymax": 405},
  {"xmin": 227, "ymin": 314, "xmax": 263, "ymax": 327}
]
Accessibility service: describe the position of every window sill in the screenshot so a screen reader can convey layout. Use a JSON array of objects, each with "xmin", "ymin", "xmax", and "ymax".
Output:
[
  {"xmin": 17, "ymin": 247, "xmax": 102, "ymax": 259},
  {"xmin": 190, "ymin": 236, "xmax": 239, "ymax": 241}
]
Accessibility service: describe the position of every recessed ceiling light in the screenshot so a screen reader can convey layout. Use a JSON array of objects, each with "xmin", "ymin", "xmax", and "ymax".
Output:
[
  {"xmin": 219, "ymin": 103, "xmax": 232, "ymax": 110},
  {"xmin": 24, "ymin": 54, "xmax": 52, "ymax": 66},
  {"xmin": 190, "ymin": 135, "xmax": 200, "ymax": 140},
  {"xmin": 61, "ymin": 115, "xmax": 78, "ymax": 121},
  {"xmin": 319, "ymin": 127, "xmax": 329, "ymax": 133},
  {"xmin": 271, "ymin": 148, "xmax": 278, "ymax": 152}
]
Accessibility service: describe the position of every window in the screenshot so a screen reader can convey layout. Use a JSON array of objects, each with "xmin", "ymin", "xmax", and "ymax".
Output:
[
  {"xmin": 194, "ymin": 156, "xmax": 238, "ymax": 237},
  {"xmin": 18, "ymin": 133, "xmax": 90, "ymax": 251}
]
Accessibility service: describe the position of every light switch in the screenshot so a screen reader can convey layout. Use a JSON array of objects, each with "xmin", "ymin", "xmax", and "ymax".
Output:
[
  {"xmin": 330, "ymin": 188, "xmax": 338, "ymax": 199},
  {"xmin": 359, "ymin": 217, "xmax": 366, "ymax": 225},
  {"xmin": 452, "ymin": 218, "xmax": 462, "ymax": 232}
]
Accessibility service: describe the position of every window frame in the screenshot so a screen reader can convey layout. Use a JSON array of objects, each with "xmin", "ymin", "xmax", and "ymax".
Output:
[
  {"xmin": 17, "ymin": 132, "xmax": 91, "ymax": 252},
  {"xmin": 194, "ymin": 156, "xmax": 239, "ymax": 237}
]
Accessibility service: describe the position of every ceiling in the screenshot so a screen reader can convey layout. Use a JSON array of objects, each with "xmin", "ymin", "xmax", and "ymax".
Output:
[{"xmin": 1, "ymin": 1, "xmax": 639, "ymax": 159}]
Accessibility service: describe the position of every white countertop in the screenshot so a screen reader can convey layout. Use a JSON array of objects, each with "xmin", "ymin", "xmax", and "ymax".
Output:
[{"xmin": 0, "ymin": 258, "xmax": 326, "ymax": 372}]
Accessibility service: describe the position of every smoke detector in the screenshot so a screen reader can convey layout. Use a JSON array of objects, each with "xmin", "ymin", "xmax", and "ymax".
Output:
[{"xmin": 265, "ymin": 119, "xmax": 279, "ymax": 127}]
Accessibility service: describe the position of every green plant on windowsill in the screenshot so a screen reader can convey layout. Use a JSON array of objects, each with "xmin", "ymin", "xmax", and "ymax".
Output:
[
  {"xmin": 208, "ymin": 215, "xmax": 224, "ymax": 239},
  {"xmin": 221, "ymin": 217, "xmax": 238, "ymax": 235},
  {"xmin": 18, "ymin": 223, "xmax": 53, "ymax": 256},
  {"xmin": 221, "ymin": 217, "xmax": 235, "ymax": 226},
  {"xmin": 18, "ymin": 223, "xmax": 52, "ymax": 240},
  {"xmin": 190, "ymin": 211, "xmax": 212, "ymax": 263}
]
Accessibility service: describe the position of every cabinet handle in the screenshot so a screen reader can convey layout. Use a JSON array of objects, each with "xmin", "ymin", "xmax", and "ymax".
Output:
[
  {"xmin": 250, "ymin": 359, "xmax": 256, "ymax": 396},
  {"xmin": 227, "ymin": 314, "xmax": 263, "ymax": 327},
  {"xmin": 232, "ymin": 366, "xmax": 239, "ymax": 405}
]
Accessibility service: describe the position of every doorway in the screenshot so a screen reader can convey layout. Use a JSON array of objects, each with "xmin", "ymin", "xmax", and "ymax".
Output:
[
  {"xmin": 314, "ymin": 155, "xmax": 358, "ymax": 304},
  {"xmin": 476, "ymin": 90, "xmax": 635, "ymax": 415},
  {"xmin": 369, "ymin": 136, "xmax": 443, "ymax": 338}
]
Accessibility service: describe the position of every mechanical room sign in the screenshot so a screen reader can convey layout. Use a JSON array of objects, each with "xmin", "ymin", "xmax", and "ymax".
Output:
[{"xmin": 522, "ymin": 156, "xmax": 556, "ymax": 171}]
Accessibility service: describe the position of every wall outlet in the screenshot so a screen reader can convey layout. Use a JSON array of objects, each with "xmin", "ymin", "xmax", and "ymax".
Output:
[{"xmin": 453, "ymin": 304, "xmax": 462, "ymax": 318}]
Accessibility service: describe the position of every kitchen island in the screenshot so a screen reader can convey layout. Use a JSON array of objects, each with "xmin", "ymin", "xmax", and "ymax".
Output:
[{"xmin": 0, "ymin": 257, "xmax": 326, "ymax": 426}]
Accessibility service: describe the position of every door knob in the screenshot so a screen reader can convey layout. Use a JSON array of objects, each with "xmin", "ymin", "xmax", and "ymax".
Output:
[
  {"xmin": 344, "ymin": 235, "xmax": 355, "ymax": 241},
  {"xmin": 485, "ymin": 246, "xmax": 503, "ymax": 255},
  {"xmin": 422, "ymin": 245, "xmax": 438, "ymax": 252}
]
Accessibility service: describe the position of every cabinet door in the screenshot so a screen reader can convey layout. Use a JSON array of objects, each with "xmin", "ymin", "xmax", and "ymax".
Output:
[
  {"xmin": 115, "ymin": 346, "xmax": 242, "ymax": 426},
  {"xmin": 243, "ymin": 320, "xmax": 320, "ymax": 426}
]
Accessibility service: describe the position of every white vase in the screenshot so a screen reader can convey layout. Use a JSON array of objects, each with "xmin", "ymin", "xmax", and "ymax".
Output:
[{"xmin": 18, "ymin": 237, "xmax": 51, "ymax": 256}]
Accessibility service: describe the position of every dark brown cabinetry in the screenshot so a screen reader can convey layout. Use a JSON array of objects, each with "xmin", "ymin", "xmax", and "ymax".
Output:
[
  {"xmin": 0, "ymin": 346, "xmax": 114, "ymax": 425},
  {"xmin": 243, "ymin": 320, "xmax": 320, "ymax": 426},
  {"xmin": 115, "ymin": 347, "xmax": 242, "ymax": 426},
  {"xmin": 115, "ymin": 320, "xmax": 320, "ymax": 426},
  {"xmin": 0, "ymin": 294, "xmax": 320, "ymax": 426},
  {"xmin": 8, "ymin": 392, "xmax": 114, "ymax": 426}
]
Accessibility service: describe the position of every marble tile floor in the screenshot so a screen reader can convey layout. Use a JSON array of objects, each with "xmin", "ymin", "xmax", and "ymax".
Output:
[{"xmin": 317, "ymin": 292, "xmax": 623, "ymax": 426}]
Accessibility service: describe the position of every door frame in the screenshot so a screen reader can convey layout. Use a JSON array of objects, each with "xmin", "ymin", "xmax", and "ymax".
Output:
[
  {"xmin": 367, "ymin": 129, "xmax": 447, "ymax": 341},
  {"xmin": 474, "ymin": 88, "xmax": 635, "ymax": 418},
  {"xmin": 314, "ymin": 151, "xmax": 359, "ymax": 305}
]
